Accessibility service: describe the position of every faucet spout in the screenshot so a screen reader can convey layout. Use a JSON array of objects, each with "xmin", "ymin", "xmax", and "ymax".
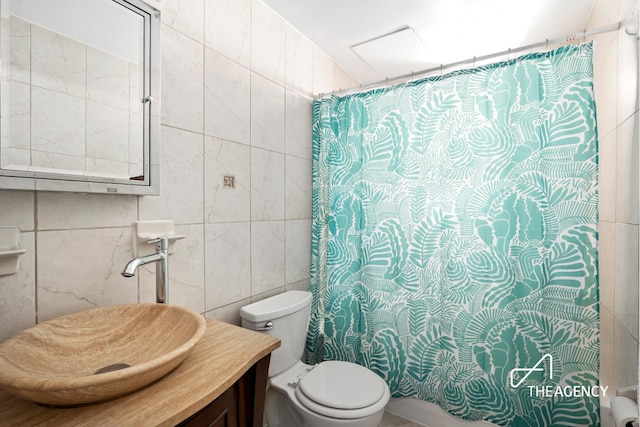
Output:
[
  {"xmin": 122, "ymin": 253, "xmax": 164, "ymax": 277},
  {"xmin": 121, "ymin": 237, "xmax": 169, "ymax": 303}
]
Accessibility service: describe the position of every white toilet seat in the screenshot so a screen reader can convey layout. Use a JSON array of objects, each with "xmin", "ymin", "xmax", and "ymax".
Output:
[
  {"xmin": 297, "ymin": 361, "xmax": 386, "ymax": 409},
  {"xmin": 269, "ymin": 360, "xmax": 390, "ymax": 420}
]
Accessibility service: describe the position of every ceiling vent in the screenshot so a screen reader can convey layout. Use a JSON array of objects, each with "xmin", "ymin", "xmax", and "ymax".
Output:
[{"xmin": 351, "ymin": 27, "xmax": 435, "ymax": 77}]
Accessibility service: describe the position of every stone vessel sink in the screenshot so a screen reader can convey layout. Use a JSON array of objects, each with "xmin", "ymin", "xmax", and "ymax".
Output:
[{"xmin": 0, "ymin": 303, "xmax": 207, "ymax": 406}]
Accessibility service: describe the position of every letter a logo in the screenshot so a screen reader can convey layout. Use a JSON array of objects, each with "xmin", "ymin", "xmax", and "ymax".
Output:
[{"xmin": 509, "ymin": 354, "xmax": 553, "ymax": 388}]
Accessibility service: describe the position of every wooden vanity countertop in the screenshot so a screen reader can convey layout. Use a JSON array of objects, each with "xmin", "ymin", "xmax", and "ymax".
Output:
[{"xmin": 0, "ymin": 319, "xmax": 280, "ymax": 426}]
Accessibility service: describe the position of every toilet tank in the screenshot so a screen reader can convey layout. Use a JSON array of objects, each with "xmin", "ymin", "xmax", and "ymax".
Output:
[{"xmin": 240, "ymin": 291, "xmax": 312, "ymax": 377}]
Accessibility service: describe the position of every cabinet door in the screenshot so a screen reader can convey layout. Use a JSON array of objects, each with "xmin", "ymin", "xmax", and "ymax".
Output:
[{"xmin": 179, "ymin": 384, "xmax": 238, "ymax": 427}]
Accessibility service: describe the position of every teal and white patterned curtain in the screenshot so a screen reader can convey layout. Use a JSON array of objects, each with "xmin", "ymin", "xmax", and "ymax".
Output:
[{"xmin": 308, "ymin": 43, "xmax": 599, "ymax": 426}]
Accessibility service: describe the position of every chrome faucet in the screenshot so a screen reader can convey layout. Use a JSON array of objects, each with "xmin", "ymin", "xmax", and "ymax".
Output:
[{"xmin": 121, "ymin": 237, "xmax": 169, "ymax": 303}]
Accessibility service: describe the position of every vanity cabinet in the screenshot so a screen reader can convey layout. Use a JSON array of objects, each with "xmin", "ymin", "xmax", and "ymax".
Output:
[
  {"xmin": 182, "ymin": 384, "xmax": 239, "ymax": 427},
  {"xmin": 0, "ymin": 320, "xmax": 280, "ymax": 426},
  {"xmin": 179, "ymin": 354, "xmax": 270, "ymax": 427}
]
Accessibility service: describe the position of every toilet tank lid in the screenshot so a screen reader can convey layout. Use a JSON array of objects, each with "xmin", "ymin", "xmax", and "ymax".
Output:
[{"xmin": 240, "ymin": 291, "xmax": 311, "ymax": 322}]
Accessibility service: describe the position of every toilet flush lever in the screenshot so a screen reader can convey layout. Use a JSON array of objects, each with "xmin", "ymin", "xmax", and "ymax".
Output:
[{"xmin": 255, "ymin": 321, "xmax": 273, "ymax": 331}]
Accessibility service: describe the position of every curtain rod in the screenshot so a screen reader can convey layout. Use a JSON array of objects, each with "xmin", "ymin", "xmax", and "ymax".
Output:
[{"xmin": 317, "ymin": 21, "xmax": 622, "ymax": 99}]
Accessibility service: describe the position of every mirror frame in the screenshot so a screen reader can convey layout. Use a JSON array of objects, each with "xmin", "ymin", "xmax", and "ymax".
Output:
[{"xmin": 0, "ymin": 0, "xmax": 160, "ymax": 195}]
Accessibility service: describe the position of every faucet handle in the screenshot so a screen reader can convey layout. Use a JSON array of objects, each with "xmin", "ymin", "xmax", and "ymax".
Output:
[{"xmin": 146, "ymin": 236, "xmax": 169, "ymax": 249}]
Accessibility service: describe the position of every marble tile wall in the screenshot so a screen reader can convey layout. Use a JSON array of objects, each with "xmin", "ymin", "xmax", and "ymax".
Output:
[
  {"xmin": 587, "ymin": 0, "xmax": 640, "ymax": 408},
  {"xmin": 2, "ymin": 17, "xmax": 142, "ymax": 178},
  {"xmin": 0, "ymin": 0, "xmax": 358, "ymax": 342}
]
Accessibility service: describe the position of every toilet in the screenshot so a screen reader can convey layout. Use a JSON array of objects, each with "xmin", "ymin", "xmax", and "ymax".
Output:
[{"xmin": 240, "ymin": 290, "xmax": 390, "ymax": 427}]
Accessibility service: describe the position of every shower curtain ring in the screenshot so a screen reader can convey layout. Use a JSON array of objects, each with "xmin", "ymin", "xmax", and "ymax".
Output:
[
  {"xmin": 473, "ymin": 56, "xmax": 476, "ymax": 68},
  {"xmin": 440, "ymin": 64, "xmax": 443, "ymax": 76},
  {"xmin": 545, "ymin": 39, "xmax": 549, "ymax": 51}
]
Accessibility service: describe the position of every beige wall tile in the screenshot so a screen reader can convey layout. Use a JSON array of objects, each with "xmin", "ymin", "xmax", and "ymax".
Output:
[
  {"xmin": 251, "ymin": 221, "xmax": 285, "ymax": 295},
  {"xmin": 36, "ymin": 228, "xmax": 137, "ymax": 322},
  {"xmin": 161, "ymin": 25, "xmax": 204, "ymax": 133},
  {"xmin": 204, "ymin": 48, "xmax": 251, "ymax": 145},
  {"xmin": 205, "ymin": 0, "xmax": 251, "ymax": 67},
  {"xmin": 0, "ymin": 232, "xmax": 35, "ymax": 342},
  {"xmin": 205, "ymin": 223, "xmax": 251, "ymax": 310}
]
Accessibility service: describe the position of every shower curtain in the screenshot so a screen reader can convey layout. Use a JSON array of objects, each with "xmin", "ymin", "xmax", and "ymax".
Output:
[{"xmin": 307, "ymin": 43, "xmax": 599, "ymax": 426}]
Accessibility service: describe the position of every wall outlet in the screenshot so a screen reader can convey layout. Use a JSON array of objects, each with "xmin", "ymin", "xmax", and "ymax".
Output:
[{"xmin": 223, "ymin": 175, "xmax": 236, "ymax": 189}]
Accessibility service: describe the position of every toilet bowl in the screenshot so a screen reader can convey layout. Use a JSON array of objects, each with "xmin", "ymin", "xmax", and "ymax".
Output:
[{"xmin": 240, "ymin": 291, "xmax": 390, "ymax": 427}]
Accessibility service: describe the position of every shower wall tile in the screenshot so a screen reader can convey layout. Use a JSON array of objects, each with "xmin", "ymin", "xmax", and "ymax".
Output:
[
  {"xmin": 251, "ymin": 148, "xmax": 285, "ymax": 221},
  {"xmin": 285, "ymin": 26, "xmax": 313, "ymax": 96},
  {"xmin": 205, "ymin": 0, "xmax": 251, "ymax": 68},
  {"xmin": 599, "ymin": 221, "xmax": 615, "ymax": 312},
  {"xmin": 614, "ymin": 223, "xmax": 639, "ymax": 340},
  {"xmin": 285, "ymin": 91, "xmax": 313, "ymax": 159},
  {"xmin": 597, "ymin": 33, "xmax": 618, "ymax": 139},
  {"xmin": 139, "ymin": 126, "xmax": 204, "ymax": 225},
  {"xmin": 0, "ymin": 232, "xmax": 35, "ymax": 343},
  {"xmin": 204, "ymin": 48, "xmax": 251, "ymax": 145},
  {"xmin": 334, "ymin": 67, "xmax": 358, "ymax": 92},
  {"xmin": 599, "ymin": 132, "xmax": 616, "ymax": 223},
  {"xmin": 312, "ymin": 47, "xmax": 336, "ymax": 96},
  {"xmin": 251, "ymin": 221, "xmax": 285, "ymax": 295},
  {"xmin": 37, "ymin": 228, "xmax": 137, "ymax": 322},
  {"xmin": 600, "ymin": 307, "xmax": 615, "ymax": 392},
  {"xmin": 251, "ymin": 0, "xmax": 286, "ymax": 86},
  {"xmin": 205, "ymin": 223, "xmax": 251, "ymax": 310},
  {"xmin": 251, "ymin": 73, "xmax": 285, "ymax": 153},
  {"xmin": 161, "ymin": 24, "xmax": 204, "ymax": 133},
  {"xmin": 204, "ymin": 137, "xmax": 251, "ymax": 223},
  {"xmin": 615, "ymin": 320, "xmax": 639, "ymax": 389},
  {"xmin": 285, "ymin": 155, "xmax": 312, "ymax": 219},
  {"xmin": 615, "ymin": 113, "xmax": 639, "ymax": 225},
  {"xmin": 617, "ymin": 25, "xmax": 639, "ymax": 125},
  {"xmin": 156, "ymin": 0, "xmax": 204, "ymax": 43},
  {"xmin": 587, "ymin": 0, "xmax": 603, "ymax": 29},
  {"xmin": 30, "ymin": 25, "xmax": 86, "ymax": 99},
  {"xmin": 602, "ymin": 0, "xmax": 619, "ymax": 24},
  {"xmin": 0, "ymin": 190, "xmax": 34, "ymax": 231},
  {"xmin": 608, "ymin": 0, "xmax": 638, "ymax": 26},
  {"xmin": 285, "ymin": 219, "xmax": 311, "ymax": 284},
  {"xmin": 37, "ymin": 193, "xmax": 137, "ymax": 230}
]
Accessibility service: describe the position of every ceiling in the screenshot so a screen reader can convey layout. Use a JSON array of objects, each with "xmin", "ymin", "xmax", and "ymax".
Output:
[{"xmin": 263, "ymin": 0, "xmax": 596, "ymax": 85}]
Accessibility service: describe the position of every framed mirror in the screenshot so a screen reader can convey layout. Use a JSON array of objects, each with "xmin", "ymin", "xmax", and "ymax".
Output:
[{"xmin": 0, "ymin": 0, "xmax": 160, "ymax": 195}]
